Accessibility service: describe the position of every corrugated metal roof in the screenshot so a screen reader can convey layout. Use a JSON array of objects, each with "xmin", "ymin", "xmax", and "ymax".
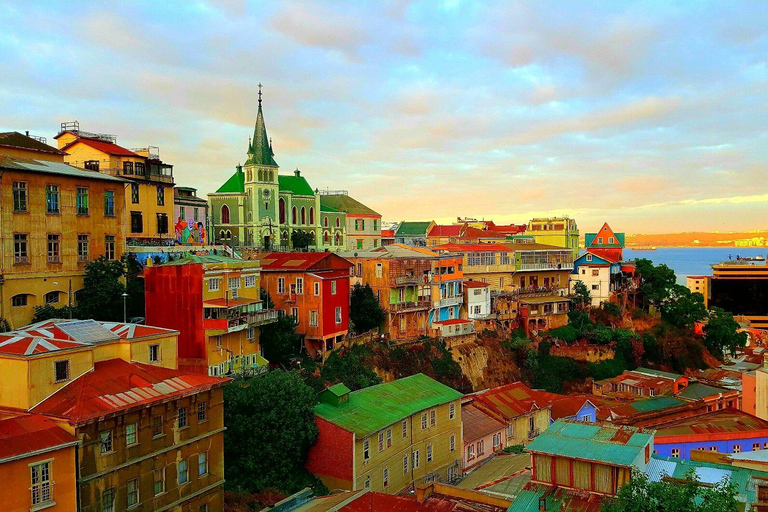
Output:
[
  {"xmin": 319, "ymin": 194, "xmax": 380, "ymax": 217},
  {"xmin": 630, "ymin": 397, "xmax": 687, "ymax": 412},
  {"xmin": 654, "ymin": 409, "xmax": 768, "ymax": 440},
  {"xmin": 676, "ymin": 382, "xmax": 733, "ymax": 400},
  {"xmin": 0, "ymin": 155, "xmax": 127, "ymax": 182},
  {"xmin": 396, "ymin": 221, "xmax": 434, "ymax": 235},
  {"xmin": 314, "ymin": 374, "xmax": 462, "ymax": 438}
]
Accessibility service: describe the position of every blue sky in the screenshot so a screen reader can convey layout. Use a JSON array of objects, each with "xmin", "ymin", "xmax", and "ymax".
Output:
[{"xmin": 1, "ymin": 1, "xmax": 767, "ymax": 233}]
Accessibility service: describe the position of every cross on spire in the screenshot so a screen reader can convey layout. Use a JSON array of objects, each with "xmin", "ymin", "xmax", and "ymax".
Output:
[{"xmin": 258, "ymin": 83, "xmax": 263, "ymax": 107}]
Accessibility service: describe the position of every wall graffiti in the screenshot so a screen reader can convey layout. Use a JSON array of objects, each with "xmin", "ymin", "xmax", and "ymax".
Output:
[{"xmin": 175, "ymin": 216, "xmax": 207, "ymax": 245}]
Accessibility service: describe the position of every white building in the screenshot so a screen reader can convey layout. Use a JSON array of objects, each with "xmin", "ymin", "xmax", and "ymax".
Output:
[
  {"xmin": 570, "ymin": 252, "xmax": 616, "ymax": 306},
  {"xmin": 464, "ymin": 280, "xmax": 492, "ymax": 319}
]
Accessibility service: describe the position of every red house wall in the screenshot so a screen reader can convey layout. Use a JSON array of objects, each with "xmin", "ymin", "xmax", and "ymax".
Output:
[
  {"xmin": 305, "ymin": 417, "xmax": 354, "ymax": 489},
  {"xmin": 144, "ymin": 264, "xmax": 205, "ymax": 361},
  {"xmin": 321, "ymin": 271, "xmax": 351, "ymax": 337}
]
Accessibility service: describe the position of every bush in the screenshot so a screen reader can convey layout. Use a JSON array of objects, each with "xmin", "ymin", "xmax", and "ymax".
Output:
[
  {"xmin": 594, "ymin": 326, "xmax": 613, "ymax": 345},
  {"xmin": 602, "ymin": 302, "xmax": 621, "ymax": 317},
  {"xmin": 503, "ymin": 445, "xmax": 525, "ymax": 454},
  {"xmin": 548, "ymin": 325, "xmax": 579, "ymax": 344}
]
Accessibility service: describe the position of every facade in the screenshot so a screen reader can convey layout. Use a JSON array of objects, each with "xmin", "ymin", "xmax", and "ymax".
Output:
[
  {"xmin": 710, "ymin": 260, "xmax": 768, "ymax": 329},
  {"xmin": 174, "ymin": 186, "xmax": 209, "ymax": 245},
  {"xmin": 570, "ymin": 252, "xmax": 622, "ymax": 306},
  {"xmin": 55, "ymin": 124, "xmax": 175, "ymax": 245},
  {"xmin": 0, "ymin": 151, "xmax": 127, "ymax": 328},
  {"xmin": 463, "ymin": 280, "xmax": 491, "ymax": 320},
  {"xmin": 0, "ymin": 131, "xmax": 66, "ymax": 162},
  {"xmin": 395, "ymin": 221, "xmax": 436, "ymax": 247},
  {"xmin": 306, "ymin": 375, "xmax": 464, "ymax": 493},
  {"xmin": 208, "ymin": 93, "xmax": 348, "ymax": 251},
  {"xmin": 143, "ymin": 254, "xmax": 277, "ymax": 376},
  {"xmin": 380, "ymin": 229, "xmax": 395, "ymax": 247},
  {"xmin": 259, "ymin": 252, "xmax": 352, "ymax": 359},
  {"xmin": 525, "ymin": 419, "xmax": 654, "ymax": 496},
  {"xmin": 0, "ymin": 318, "xmax": 228, "ymax": 512},
  {"xmin": 461, "ymin": 401, "xmax": 506, "ymax": 472},
  {"xmin": 686, "ymin": 275, "xmax": 711, "ymax": 308},
  {"xmin": 469, "ymin": 383, "xmax": 551, "ymax": 446},
  {"xmin": 0, "ymin": 413, "xmax": 80, "ymax": 511},
  {"xmin": 319, "ymin": 193, "xmax": 381, "ymax": 251},
  {"xmin": 526, "ymin": 217, "xmax": 579, "ymax": 259}
]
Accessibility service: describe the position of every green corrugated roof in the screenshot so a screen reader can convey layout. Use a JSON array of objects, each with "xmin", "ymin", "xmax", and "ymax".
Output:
[
  {"xmin": 0, "ymin": 155, "xmax": 127, "ymax": 183},
  {"xmin": 525, "ymin": 419, "xmax": 653, "ymax": 467},
  {"xmin": 327, "ymin": 383, "xmax": 350, "ymax": 397},
  {"xmin": 314, "ymin": 374, "xmax": 462, "ymax": 438},
  {"xmin": 319, "ymin": 194, "xmax": 380, "ymax": 216},
  {"xmin": 215, "ymin": 167, "xmax": 245, "ymax": 193},
  {"xmin": 676, "ymin": 382, "xmax": 729, "ymax": 400},
  {"xmin": 320, "ymin": 203, "xmax": 340, "ymax": 213},
  {"xmin": 630, "ymin": 396, "xmax": 687, "ymax": 413},
  {"xmin": 396, "ymin": 221, "xmax": 433, "ymax": 236},
  {"xmin": 278, "ymin": 174, "xmax": 314, "ymax": 196}
]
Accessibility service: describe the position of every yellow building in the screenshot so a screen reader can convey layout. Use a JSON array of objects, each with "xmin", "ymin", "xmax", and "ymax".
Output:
[
  {"xmin": 686, "ymin": 275, "xmax": 711, "ymax": 309},
  {"xmin": 0, "ymin": 318, "xmax": 228, "ymax": 512},
  {"xmin": 0, "ymin": 134, "xmax": 127, "ymax": 329},
  {"xmin": 143, "ymin": 254, "xmax": 278, "ymax": 376},
  {"xmin": 56, "ymin": 122, "xmax": 175, "ymax": 244},
  {"xmin": 527, "ymin": 217, "xmax": 580, "ymax": 258},
  {"xmin": 307, "ymin": 374, "xmax": 464, "ymax": 493}
]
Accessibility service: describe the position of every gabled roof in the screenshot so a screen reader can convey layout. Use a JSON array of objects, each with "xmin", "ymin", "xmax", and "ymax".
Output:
[
  {"xmin": 31, "ymin": 359, "xmax": 228, "ymax": 425},
  {"xmin": 654, "ymin": 409, "xmax": 768, "ymax": 441},
  {"xmin": 462, "ymin": 402, "xmax": 506, "ymax": 441},
  {"xmin": 526, "ymin": 419, "xmax": 654, "ymax": 467},
  {"xmin": 319, "ymin": 194, "xmax": 380, "ymax": 217},
  {"xmin": 215, "ymin": 167, "xmax": 245, "ymax": 194},
  {"xmin": 676, "ymin": 382, "xmax": 735, "ymax": 401},
  {"xmin": 396, "ymin": 221, "xmax": 434, "ymax": 236},
  {"xmin": 314, "ymin": 374, "xmax": 462, "ymax": 438},
  {"xmin": 60, "ymin": 136, "xmax": 140, "ymax": 157},
  {"xmin": 463, "ymin": 226, "xmax": 505, "ymax": 239},
  {"xmin": 0, "ymin": 156, "xmax": 127, "ymax": 183},
  {"xmin": 428, "ymin": 225, "xmax": 464, "ymax": 237},
  {"xmin": 469, "ymin": 382, "xmax": 547, "ymax": 421},
  {"xmin": 0, "ymin": 131, "xmax": 66, "ymax": 155},
  {"xmin": 279, "ymin": 174, "xmax": 315, "ymax": 196},
  {"xmin": 246, "ymin": 102, "xmax": 278, "ymax": 167},
  {"xmin": 585, "ymin": 223, "xmax": 625, "ymax": 248},
  {"xmin": 575, "ymin": 251, "xmax": 617, "ymax": 265},
  {"xmin": 260, "ymin": 252, "xmax": 352, "ymax": 272},
  {"xmin": 0, "ymin": 414, "xmax": 79, "ymax": 462}
]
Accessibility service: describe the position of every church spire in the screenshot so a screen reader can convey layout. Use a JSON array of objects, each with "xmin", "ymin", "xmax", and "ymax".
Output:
[{"xmin": 246, "ymin": 83, "xmax": 278, "ymax": 167}]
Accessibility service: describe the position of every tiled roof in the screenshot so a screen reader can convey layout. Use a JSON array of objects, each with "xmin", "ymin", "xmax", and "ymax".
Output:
[
  {"xmin": 31, "ymin": 358, "xmax": 228, "ymax": 425},
  {"xmin": 0, "ymin": 131, "xmax": 65, "ymax": 155},
  {"xmin": 0, "ymin": 414, "xmax": 79, "ymax": 462},
  {"xmin": 61, "ymin": 136, "xmax": 140, "ymax": 157},
  {"xmin": 0, "ymin": 155, "xmax": 127, "ymax": 182},
  {"xmin": 654, "ymin": 409, "xmax": 768, "ymax": 441},
  {"xmin": 0, "ymin": 319, "xmax": 177, "ymax": 356},
  {"xmin": 260, "ymin": 252, "xmax": 352, "ymax": 272},
  {"xmin": 315, "ymin": 374, "xmax": 462, "ymax": 438},
  {"xmin": 462, "ymin": 403, "xmax": 506, "ymax": 441},
  {"xmin": 320, "ymin": 194, "xmax": 380, "ymax": 217},
  {"xmin": 428, "ymin": 225, "xmax": 463, "ymax": 237},
  {"xmin": 279, "ymin": 174, "xmax": 315, "ymax": 196},
  {"xmin": 396, "ymin": 221, "xmax": 434, "ymax": 236},
  {"xmin": 215, "ymin": 167, "xmax": 245, "ymax": 194},
  {"xmin": 526, "ymin": 419, "xmax": 654, "ymax": 467}
]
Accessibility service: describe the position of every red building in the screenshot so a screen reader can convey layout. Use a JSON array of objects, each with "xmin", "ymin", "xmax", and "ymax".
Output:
[
  {"xmin": 259, "ymin": 252, "xmax": 353, "ymax": 359},
  {"xmin": 584, "ymin": 223, "xmax": 625, "ymax": 263}
]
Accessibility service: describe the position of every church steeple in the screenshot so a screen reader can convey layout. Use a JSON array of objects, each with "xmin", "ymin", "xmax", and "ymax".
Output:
[{"xmin": 246, "ymin": 83, "xmax": 278, "ymax": 167}]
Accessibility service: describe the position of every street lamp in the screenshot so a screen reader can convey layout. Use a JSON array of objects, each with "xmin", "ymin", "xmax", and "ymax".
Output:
[{"xmin": 122, "ymin": 292, "xmax": 128, "ymax": 323}]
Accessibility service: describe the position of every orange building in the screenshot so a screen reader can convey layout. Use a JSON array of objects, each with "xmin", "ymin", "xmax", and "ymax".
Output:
[
  {"xmin": 0, "ymin": 413, "xmax": 79, "ymax": 511},
  {"xmin": 259, "ymin": 252, "xmax": 353, "ymax": 359}
]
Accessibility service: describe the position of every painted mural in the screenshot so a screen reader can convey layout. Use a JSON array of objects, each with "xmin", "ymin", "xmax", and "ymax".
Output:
[{"xmin": 175, "ymin": 216, "xmax": 207, "ymax": 245}]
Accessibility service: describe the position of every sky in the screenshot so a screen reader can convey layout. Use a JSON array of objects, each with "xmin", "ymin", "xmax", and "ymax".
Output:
[{"xmin": 1, "ymin": 1, "xmax": 767, "ymax": 234}]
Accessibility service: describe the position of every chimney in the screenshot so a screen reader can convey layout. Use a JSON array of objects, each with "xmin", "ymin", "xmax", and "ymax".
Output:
[
  {"xmin": 25, "ymin": 131, "xmax": 29, "ymax": 136},
  {"xmin": 294, "ymin": 168, "xmax": 301, "ymax": 177}
]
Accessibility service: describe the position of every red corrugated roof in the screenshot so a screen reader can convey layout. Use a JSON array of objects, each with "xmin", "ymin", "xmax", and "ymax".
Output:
[
  {"xmin": 462, "ymin": 226, "xmax": 505, "ymax": 239},
  {"xmin": 61, "ymin": 136, "xmax": 140, "ymax": 157},
  {"xmin": 462, "ymin": 403, "xmax": 506, "ymax": 441},
  {"xmin": 202, "ymin": 298, "xmax": 260, "ymax": 307},
  {"xmin": 434, "ymin": 319, "xmax": 473, "ymax": 326},
  {"xmin": 432, "ymin": 243, "xmax": 514, "ymax": 253},
  {"xmin": 31, "ymin": 359, "xmax": 228, "ymax": 425},
  {"xmin": 381, "ymin": 229, "xmax": 395, "ymax": 238},
  {"xmin": 260, "ymin": 252, "xmax": 351, "ymax": 271},
  {"xmin": 428, "ymin": 225, "xmax": 464, "ymax": 237},
  {"xmin": 470, "ymin": 382, "xmax": 542, "ymax": 420},
  {"xmin": 463, "ymin": 280, "xmax": 490, "ymax": 288},
  {"xmin": 0, "ymin": 414, "xmax": 79, "ymax": 461}
]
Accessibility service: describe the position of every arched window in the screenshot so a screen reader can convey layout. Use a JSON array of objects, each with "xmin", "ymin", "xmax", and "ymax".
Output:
[
  {"xmin": 335, "ymin": 232, "xmax": 341, "ymax": 245},
  {"xmin": 219, "ymin": 230, "xmax": 225, "ymax": 240},
  {"xmin": 300, "ymin": 207, "xmax": 306, "ymax": 225},
  {"xmin": 279, "ymin": 198, "xmax": 286, "ymax": 224},
  {"xmin": 309, "ymin": 207, "xmax": 315, "ymax": 225},
  {"xmin": 221, "ymin": 205, "xmax": 230, "ymax": 224},
  {"xmin": 336, "ymin": 217, "xmax": 341, "ymax": 228},
  {"xmin": 258, "ymin": 170, "xmax": 263, "ymax": 182},
  {"xmin": 282, "ymin": 231, "xmax": 288, "ymax": 241},
  {"xmin": 291, "ymin": 207, "xmax": 298, "ymax": 225},
  {"xmin": 324, "ymin": 231, "xmax": 329, "ymax": 243},
  {"xmin": 269, "ymin": 171, "xmax": 273, "ymax": 182},
  {"xmin": 324, "ymin": 217, "xmax": 329, "ymax": 227},
  {"xmin": 311, "ymin": 231, "xmax": 316, "ymax": 242},
  {"xmin": 247, "ymin": 170, "xmax": 252, "ymax": 182},
  {"xmin": 226, "ymin": 230, "xmax": 232, "ymax": 239}
]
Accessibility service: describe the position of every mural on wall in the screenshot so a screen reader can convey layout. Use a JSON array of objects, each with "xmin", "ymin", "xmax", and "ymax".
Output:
[{"xmin": 175, "ymin": 216, "xmax": 207, "ymax": 245}]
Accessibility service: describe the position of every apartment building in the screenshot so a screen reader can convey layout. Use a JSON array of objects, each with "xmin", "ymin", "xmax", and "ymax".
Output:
[
  {"xmin": 319, "ymin": 192, "xmax": 381, "ymax": 251},
  {"xmin": 526, "ymin": 217, "xmax": 579, "ymax": 259}
]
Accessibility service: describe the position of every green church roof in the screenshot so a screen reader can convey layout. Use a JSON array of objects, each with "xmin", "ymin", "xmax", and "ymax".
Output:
[
  {"xmin": 314, "ymin": 374, "xmax": 462, "ymax": 438},
  {"xmin": 278, "ymin": 174, "xmax": 314, "ymax": 196},
  {"xmin": 215, "ymin": 167, "xmax": 245, "ymax": 194},
  {"xmin": 246, "ymin": 98, "xmax": 278, "ymax": 167}
]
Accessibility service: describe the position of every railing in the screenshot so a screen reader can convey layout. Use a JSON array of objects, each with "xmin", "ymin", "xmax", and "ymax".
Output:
[
  {"xmin": 389, "ymin": 300, "xmax": 431, "ymax": 312},
  {"xmin": 249, "ymin": 310, "xmax": 279, "ymax": 326},
  {"xmin": 528, "ymin": 428, "xmax": 540, "ymax": 439},
  {"xmin": 434, "ymin": 296, "xmax": 463, "ymax": 308},
  {"xmin": 517, "ymin": 262, "xmax": 574, "ymax": 271},
  {"xmin": 394, "ymin": 275, "xmax": 422, "ymax": 285}
]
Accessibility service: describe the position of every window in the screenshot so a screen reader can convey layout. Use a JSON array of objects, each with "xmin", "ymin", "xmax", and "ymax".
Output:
[
  {"xmin": 295, "ymin": 278, "xmax": 304, "ymax": 295},
  {"xmin": 278, "ymin": 278, "xmax": 285, "ymax": 294},
  {"xmin": 228, "ymin": 277, "xmax": 241, "ymax": 291},
  {"xmin": 76, "ymin": 187, "xmax": 89, "ymax": 215},
  {"xmin": 383, "ymin": 468, "xmax": 389, "ymax": 488},
  {"xmin": 449, "ymin": 402, "xmax": 455, "ymax": 420},
  {"xmin": 14, "ymin": 233, "xmax": 28, "ymax": 264},
  {"xmin": 403, "ymin": 455, "xmax": 409, "ymax": 475},
  {"xmin": 291, "ymin": 206, "xmax": 298, "ymax": 224},
  {"xmin": 291, "ymin": 307, "xmax": 299, "ymax": 320},
  {"xmin": 477, "ymin": 440, "xmax": 484, "ymax": 455},
  {"xmin": 357, "ymin": 239, "xmax": 363, "ymax": 250},
  {"xmin": 221, "ymin": 204, "xmax": 230, "ymax": 224},
  {"xmin": 247, "ymin": 327, "xmax": 256, "ymax": 340},
  {"xmin": 127, "ymin": 477, "xmax": 139, "ymax": 507},
  {"xmin": 363, "ymin": 439, "xmax": 370, "ymax": 460},
  {"xmin": 592, "ymin": 269, "xmax": 600, "ymax": 276},
  {"xmin": 179, "ymin": 206, "xmax": 186, "ymax": 220},
  {"xmin": 314, "ymin": 282, "xmax": 320, "ymax": 295},
  {"xmin": 105, "ymin": 235, "xmax": 116, "ymax": 260},
  {"xmin": 300, "ymin": 207, "xmax": 306, "ymax": 225},
  {"xmin": 364, "ymin": 475, "xmax": 370, "ymax": 489},
  {"xmin": 375, "ymin": 263, "xmax": 382, "ymax": 278},
  {"xmin": 356, "ymin": 262, "xmax": 363, "ymax": 277},
  {"xmin": 609, "ymin": 237, "xmax": 614, "ymax": 244},
  {"xmin": 710, "ymin": 446, "xmax": 718, "ymax": 452},
  {"xmin": 54, "ymin": 359, "xmax": 70, "ymax": 382},
  {"xmin": 45, "ymin": 291, "xmax": 59, "ymax": 304},
  {"xmin": 199, "ymin": 452, "xmax": 209, "ymax": 476},
  {"xmin": 208, "ymin": 278, "xmax": 220, "ymax": 291},
  {"xmin": 12, "ymin": 294, "xmax": 27, "ymax": 307},
  {"xmin": 131, "ymin": 211, "xmax": 143, "ymax": 233},
  {"xmin": 427, "ymin": 444, "xmax": 433, "ymax": 462},
  {"xmin": 413, "ymin": 450, "xmax": 420, "ymax": 468},
  {"xmin": 46, "ymin": 185, "xmax": 59, "ymax": 213},
  {"xmin": 529, "ymin": 416, "xmax": 535, "ymax": 432},
  {"xmin": 753, "ymin": 443, "xmax": 761, "ymax": 451},
  {"xmin": 84, "ymin": 159, "xmax": 100, "ymax": 171},
  {"xmin": 47, "ymin": 234, "xmax": 60, "ymax": 263},
  {"xmin": 12, "ymin": 182, "xmax": 27, "ymax": 212},
  {"xmin": 402, "ymin": 420, "xmax": 408, "ymax": 438},
  {"xmin": 586, "ymin": 254, "xmax": 592, "ymax": 262},
  {"xmin": 331, "ymin": 281, "xmax": 337, "ymax": 295},
  {"xmin": 468, "ymin": 444, "xmax": 475, "ymax": 460},
  {"xmin": 450, "ymin": 434, "xmax": 455, "ymax": 451},
  {"xmin": 378, "ymin": 431, "xmax": 384, "ymax": 451},
  {"xmin": 194, "ymin": 208, "xmax": 199, "ymax": 221},
  {"xmin": 30, "ymin": 461, "xmax": 52, "ymax": 506},
  {"xmin": 77, "ymin": 234, "xmax": 89, "ymax": 262},
  {"xmin": 361, "ymin": 219, "xmax": 365, "ymax": 230},
  {"xmin": 126, "ymin": 423, "xmax": 137, "ymax": 446},
  {"xmin": 421, "ymin": 412, "xmax": 427, "ymax": 429},
  {"xmin": 124, "ymin": 161, "xmax": 134, "ymax": 175},
  {"xmin": 373, "ymin": 219, "xmax": 378, "ymax": 231},
  {"xmin": 157, "ymin": 213, "xmax": 169, "ymax": 234},
  {"xmin": 733, "ymin": 445, "xmax": 742, "ymax": 453},
  {"xmin": 100, "ymin": 430, "xmax": 113, "ymax": 454},
  {"xmin": 178, "ymin": 406, "xmax": 188, "ymax": 428},
  {"xmin": 102, "ymin": 488, "xmax": 115, "ymax": 512},
  {"xmin": 104, "ymin": 190, "xmax": 115, "ymax": 216},
  {"xmin": 335, "ymin": 307, "xmax": 342, "ymax": 324},
  {"xmin": 430, "ymin": 409, "xmax": 436, "ymax": 427},
  {"xmin": 245, "ymin": 275, "xmax": 256, "ymax": 287},
  {"xmin": 154, "ymin": 468, "xmax": 166, "ymax": 495},
  {"xmin": 671, "ymin": 448, "xmax": 680, "ymax": 458},
  {"xmin": 178, "ymin": 459, "xmax": 189, "ymax": 484},
  {"xmin": 592, "ymin": 284, "xmax": 599, "ymax": 291},
  {"xmin": 598, "ymin": 237, "xmax": 603, "ymax": 244},
  {"xmin": 198, "ymin": 401, "xmax": 208, "ymax": 422},
  {"xmin": 157, "ymin": 185, "xmax": 165, "ymax": 206},
  {"xmin": 309, "ymin": 310, "xmax": 318, "ymax": 327},
  {"xmin": 386, "ymin": 428, "xmax": 392, "ymax": 448},
  {"xmin": 152, "ymin": 415, "xmax": 164, "ymax": 437}
]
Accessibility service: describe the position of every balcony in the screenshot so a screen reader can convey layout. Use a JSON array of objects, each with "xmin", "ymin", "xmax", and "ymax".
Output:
[
  {"xmin": 248, "ymin": 309, "xmax": 279, "ymax": 326},
  {"xmin": 517, "ymin": 262, "xmax": 574, "ymax": 271},
  {"xmin": 528, "ymin": 428, "xmax": 540, "ymax": 439},
  {"xmin": 389, "ymin": 299, "xmax": 431, "ymax": 313},
  {"xmin": 434, "ymin": 296, "xmax": 463, "ymax": 308},
  {"xmin": 204, "ymin": 299, "xmax": 272, "ymax": 333},
  {"xmin": 394, "ymin": 275, "xmax": 423, "ymax": 285}
]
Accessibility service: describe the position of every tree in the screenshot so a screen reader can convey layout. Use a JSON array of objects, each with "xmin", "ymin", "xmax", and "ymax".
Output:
[
  {"xmin": 321, "ymin": 345, "xmax": 382, "ymax": 390},
  {"xmin": 635, "ymin": 258, "xmax": 676, "ymax": 310},
  {"xmin": 602, "ymin": 468, "xmax": 738, "ymax": 512},
  {"xmin": 259, "ymin": 314, "xmax": 302, "ymax": 367},
  {"xmin": 571, "ymin": 280, "xmax": 591, "ymax": 310},
  {"xmin": 223, "ymin": 370, "xmax": 319, "ymax": 494},
  {"xmin": 76, "ymin": 257, "xmax": 128, "ymax": 321},
  {"xmin": 291, "ymin": 230, "xmax": 314, "ymax": 251},
  {"xmin": 661, "ymin": 285, "xmax": 707, "ymax": 328},
  {"xmin": 124, "ymin": 254, "xmax": 145, "ymax": 320},
  {"xmin": 349, "ymin": 283, "xmax": 385, "ymax": 333},
  {"xmin": 704, "ymin": 307, "xmax": 748, "ymax": 358}
]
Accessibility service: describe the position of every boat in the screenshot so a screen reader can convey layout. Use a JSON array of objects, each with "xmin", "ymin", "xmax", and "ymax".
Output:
[
  {"xmin": 632, "ymin": 246, "xmax": 657, "ymax": 251},
  {"xmin": 737, "ymin": 255, "xmax": 765, "ymax": 262}
]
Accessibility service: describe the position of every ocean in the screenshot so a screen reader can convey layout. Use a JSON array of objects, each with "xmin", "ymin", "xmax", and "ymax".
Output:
[{"xmin": 623, "ymin": 247, "xmax": 767, "ymax": 284}]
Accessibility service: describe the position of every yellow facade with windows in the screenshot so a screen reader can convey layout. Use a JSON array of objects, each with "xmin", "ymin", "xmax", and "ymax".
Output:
[
  {"xmin": 507, "ymin": 407, "xmax": 551, "ymax": 446},
  {"xmin": 527, "ymin": 217, "xmax": 580, "ymax": 258}
]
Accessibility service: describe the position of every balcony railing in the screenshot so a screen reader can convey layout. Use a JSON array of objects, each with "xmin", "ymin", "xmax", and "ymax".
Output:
[
  {"xmin": 249, "ymin": 310, "xmax": 279, "ymax": 326},
  {"xmin": 528, "ymin": 428, "xmax": 540, "ymax": 439},
  {"xmin": 394, "ymin": 275, "xmax": 423, "ymax": 285},
  {"xmin": 389, "ymin": 299, "xmax": 431, "ymax": 312},
  {"xmin": 517, "ymin": 262, "xmax": 574, "ymax": 271},
  {"xmin": 434, "ymin": 296, "xmax": 463, "ymax": 308}
]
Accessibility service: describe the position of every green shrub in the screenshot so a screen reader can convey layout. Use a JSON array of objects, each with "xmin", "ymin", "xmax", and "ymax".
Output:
[
  {"xmin": 548, "ymin": 325, "xmax": 579, "ymax": 344},
  {"xmin": 503, "ymin": 445, "xmax": 525, "ymax": 454}
]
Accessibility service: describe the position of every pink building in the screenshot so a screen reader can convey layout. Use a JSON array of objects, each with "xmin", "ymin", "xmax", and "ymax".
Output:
[{"xmin": 462, "ymin": 401, "xmax": 506, "ymax": 472}]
